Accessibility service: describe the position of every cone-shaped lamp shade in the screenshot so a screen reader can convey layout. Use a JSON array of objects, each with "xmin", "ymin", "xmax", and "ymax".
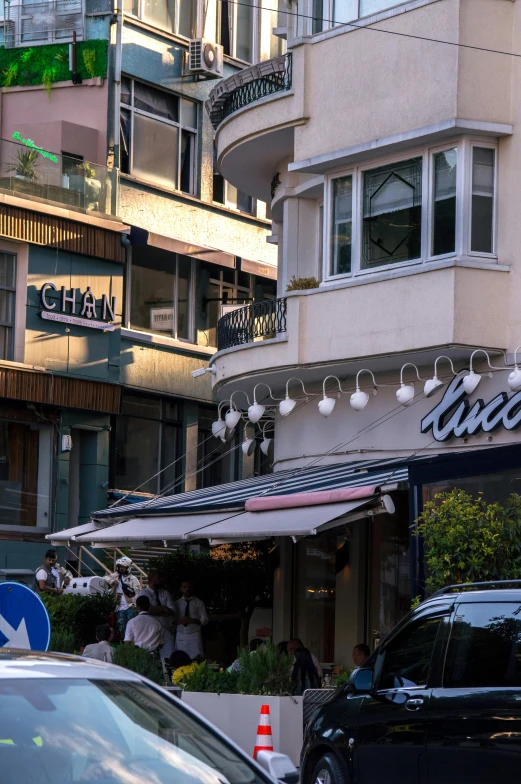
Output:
[
  {"xmin": 260, "ymin": 437, "xmax": 272, "ymax": 456},
  {"xmin": 225, "ymin": 408, "xmax": 242, "ymax": 429},
  {"xmin": 242, "ymin": 438, "xmax": 256, "ymax": 456},
  {"xmin": 212, "ymin": 418, "xmax": 225, "ymax": 438},
  {"xmin": 279, "ymin": 395, "xmax": 296, "ymax": 417},
  {"xmin": 350, "ymin": 388, "xmax": 369, "ymax": 411},
  {"xmin": 508, "ymin": 367, "xmax": 521, "ymax": 392},
  {"xmin": 248, "ymin": 403, "xmax": 265, "ymax": 423},
  {"xmin": 462, "ymin": 371, "xmax": 481, "ymax": 395},
  {"xmin": 396, "ymin": 383, "xmax": 415, "ymax": 406},
  {"xmin": 423, "ymin": 375, "xmax": 445, "ymax": 398},
  {"xmin": 318, "ymin": 395, "xmax": 336, "ymax": 417}
]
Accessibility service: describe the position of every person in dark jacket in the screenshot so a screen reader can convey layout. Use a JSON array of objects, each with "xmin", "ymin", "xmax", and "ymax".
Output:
[{"xmin": 291, "ymin": 646, "xmax": 322, "ymax": 695}]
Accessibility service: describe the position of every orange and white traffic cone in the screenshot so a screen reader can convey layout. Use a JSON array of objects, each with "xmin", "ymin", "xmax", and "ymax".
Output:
[{"xmin": 253, "ymin": 704, "xmax": 274, "ymax": 759}]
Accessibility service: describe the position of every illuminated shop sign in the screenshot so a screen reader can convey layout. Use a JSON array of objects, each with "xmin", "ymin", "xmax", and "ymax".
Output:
[
  {"xmin": 12, "ymin": 132, "xmax": 58, "ymax": 163},
  {"xmin": 421, "ymin": 375, "xmax": 521, "ymax": 442},
  {"xmin": 40, "ymin": 283, "xmax": 117, "ymax": 332}
]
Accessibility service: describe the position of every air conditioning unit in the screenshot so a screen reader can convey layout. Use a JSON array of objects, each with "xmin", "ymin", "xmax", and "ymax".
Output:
[{"xmin": 188, "ymin": 39, "xmax": 224, "ymax": 79}]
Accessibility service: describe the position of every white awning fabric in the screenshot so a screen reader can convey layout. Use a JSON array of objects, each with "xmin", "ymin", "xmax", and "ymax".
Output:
[
  {"xmin": 189, "ymin": 499, "xmax": 372, "ymax": 543},
  {"xmin": 73, "ymin": 513, "xmax": 233, "ymax": 547},
  {"xmin": 46, "ymin": 522, "xmax": 102, "ymax": 544},
  {"xmin": 74, "ymin": 499, "xmax": 373, "ymax": 547}
]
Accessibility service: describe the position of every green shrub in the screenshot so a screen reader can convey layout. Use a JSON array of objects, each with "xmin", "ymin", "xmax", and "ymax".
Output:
[
  {"xmin": 111, "ymin": 645, "xmax": 163, "ymax": 684},
  {"xmin": 0, "ymin": 40, "xmax": 108, "ymax": 90},
  {"xmin": 417, "ymin": 489, "xmax": 521, "ymax": 593},
  {"xmin": 49, "ymin": 629, "xmax": 76, "ymax": 654},
  {"xmin": 286, "ymin": 275, "xmax": 320, "ymax": 292},
  {"xmin": 41, "ymin": 592, "xmax": 117, "ymax": 648},
  {"xmin": 182, "ymin": 661, "xmax": 239, "ymax": 694},
  {"xmin": 237, "ymin": 640, "xmax": 292, "ymax": 696}
]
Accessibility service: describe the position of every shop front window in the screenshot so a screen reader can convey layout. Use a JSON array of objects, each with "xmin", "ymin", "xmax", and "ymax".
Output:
[
  {"xmin": 120, "ymin": 77, "xmax": 198, "ymax": 195},
  {"xmin": 198, "ymin": 263, "xmax": 253, "ymax": 348},
  {"xmin": 113, "ymin": 394, "xmax": 181, "ymax": 495},
  {"xmin": 130, "ymin": 247, "xmax": 193, "ymax": 341},
  {"xmin": 295, "ymin": 532, "xmax": 337, "ymax": 663},
  {"xmin": 422, "ymin": 467, "xmax": 521, "ymax": 507},
  {"xmin": 0, "ymin": 252, "xmax": 16, "ymax": 360}
]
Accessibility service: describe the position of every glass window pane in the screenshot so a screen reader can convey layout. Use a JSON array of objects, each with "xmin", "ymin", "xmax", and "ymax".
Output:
[
  {"xmin": 134, "ymin": 82, "xmax": 179, "ymax": 122},
  {"xmin": 0, "ymin": 252, "xmax": 15, "ymax": 288},
  {"xmin": 177, "ymin": 255, "xmax": 192, "ymax": 340},
  {"xmin": 445, "ymin": 604, "xmax": 521, "ymax": 688},
  {"xmin": 330, "ymin": 175, "xmax": 352, "ymax": 275},
  {"xmin": 219, "ymin": 0, "xmax": 231, "ymax": 54},
  {"xmin": 121, "ymin": 393, "xmax": 161, "ymax": 419},
  {"xmin": 115, "ymin": 416, "xmax": 160, "ymax": 494},
  {"xmin": 178, "ymin": 0, "xmax": 194, "ymax": 37},
  {"xmin": 312, "ymin": 0, "xmax": 323, "ymax": 33},
  {"xmin": 237, "ymin": 190, "xmax": 253, "ymax": 214},
  {"xmin": 471, "ymin": 147, "xmax": 495, "ymax": 254},
  {"xmin": 181, "ymin": 98, "xmax": 198, "ymax": 130},
  {"xmin": 163, "ymin": 400, "xmax": 179, "ymax": 421},
  {"xmin": 333, "ymin": 0, "xmax": 351, "ymax": 25},
  {"xmin": 142, "ymin": 0, "xmax": 176, "ymax": 32},
  {"xmin": 123, "ymin": 0, "xmax": 139, "ymax": 14},
  {"xmin": 133, "ymin": 114, "xmax": 178, "ymax": 190},
  {"xmin": 160, "ymin": 423, "xmax": 179, "ymax": 492},
  {"xmin": 379, "ymin": 617, "xmax": 442, "ymax": 690},
  {"xmin": 0, "ymin": 290, "xmax": 14, "ymax": 324},
  {"xmin": 236, "ymin": 0, "xmax": 253, "ymax": 62},
  {"xmin": 362, "ymin": 156, "xmax": 422, "ymax": 269},
  {"xmin": 180, "ymin": 130, "xmax": 194, "ymax": 194},
  {"xmin": 130, "ymin": 250, "xmax": 176, "ymax": 337},
  {"xmin": 121, "ymin": 76, "xmax": 131, "ymax": 105},
  {"xmin": 295, "ymin": 532, "xmax": 337, "ymax": 662},
  {"xmin": 360, "ymin": 0, "xmax": 400, "ymax": 15},
  {"xmin": 120, "ymin": 108, "xmax": 131, "ymax": 175},
  {"xmin": 225, "ymin": 181, "xmax": 238, "ymax": 209},
  {"xmin": 0, "ymin": 326, "xmax": 12, "ymax": 361},
  {"xmin": 206, "ymin": 281, "xmax": 220, "ymax": 347},
  {"xmin": 432, "ymin": 148, "xmax": 457, "ymax": 256},
  {"xmin": 0, "ymin": 421, "xmax": 39, "ymax": 525}
]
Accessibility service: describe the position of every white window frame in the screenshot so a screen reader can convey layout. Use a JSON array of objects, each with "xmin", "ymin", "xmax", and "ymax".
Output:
[
  {"xmin": 7, "ymin": 0, "xmax": 85, "ymax": 47},
  {"xmin": 323, "ymin": 136, "xmax": 498, "ymax": 283},
  {"xmin": 124, "ymin": 0, "xmax": 200, "ymax": 37},
  {"xmin": 121, "ymin": 76, "xmax": 198, "ymax": 196},
  {"xmin": 219, "ymin": 0, "xmax": 260, "ymax": 63}
]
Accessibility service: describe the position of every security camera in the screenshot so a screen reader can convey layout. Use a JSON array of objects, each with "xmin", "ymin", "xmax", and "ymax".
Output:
[{"xmin": 192, "ymin": 366, "xmax": 216, "ymax": 378}]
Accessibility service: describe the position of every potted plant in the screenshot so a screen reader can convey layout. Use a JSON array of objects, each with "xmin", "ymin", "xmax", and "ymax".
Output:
[
  {"xmin": 75, "ymin": 161, "xmax": 102, "ymax": 211},
  {"xmin": 6, "ymin": 148, "xmax": 41, "ymax": 181},
  {"xmin": 181, "ymin": 642, "xmax": 303, "ymax": 765}
]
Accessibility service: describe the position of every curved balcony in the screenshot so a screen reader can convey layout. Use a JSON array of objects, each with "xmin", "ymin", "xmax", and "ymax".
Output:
[
  {"xmin": 206, "ymin": 55, "xmax": 292, "ymax": 130},
  {"xmin": 217, "ymin": 298, "xmax": 287, "ymax": 351}
]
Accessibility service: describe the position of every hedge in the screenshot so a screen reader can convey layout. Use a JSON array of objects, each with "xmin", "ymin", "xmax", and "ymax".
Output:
[{"xmin": 0, "ymin": 39, "xmax": 108, "ymax": 91}]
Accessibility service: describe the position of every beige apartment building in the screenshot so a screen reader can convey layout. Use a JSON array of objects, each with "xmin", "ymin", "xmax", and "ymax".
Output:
[{"xmin": 71, "ymin": 0, "xmax": 521, "ymax": 670}]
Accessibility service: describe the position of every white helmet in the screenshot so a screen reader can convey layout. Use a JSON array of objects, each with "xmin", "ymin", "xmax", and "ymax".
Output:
[{"xmin": 116, "ymin": 556, "xmax": 132, "ymax": 570}]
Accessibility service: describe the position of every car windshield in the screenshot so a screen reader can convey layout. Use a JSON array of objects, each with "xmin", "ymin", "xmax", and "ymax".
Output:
[{"xmin": 0, "ymin": 678, "xmax": 269, "ymax": 784}]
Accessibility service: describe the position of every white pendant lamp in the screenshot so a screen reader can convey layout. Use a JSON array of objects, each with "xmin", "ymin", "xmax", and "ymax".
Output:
[
  {"xmin": 260, "ymin": 437, "xmax": 272, "ymax": 456},
  {"xmin": 318, "ymin": 394, "xmax": 336, "ymax": 417},
  {"xmin": 212, "ymin": 418, "xmax": 225, "ymax": 438},
  {"xmin": 423, "ymin": 355, "xmax": 456, "ymax": 398},
  {"xmin": 279, "ymin": 395, "xmax": 297, "ymax": 417},
  {"xmin": 248, "ymin": 402, "xmax": 265, "ymax": 423},
  {"xmin": 225, "ymin": 407, "xmax": 242, "ymax": 429},
  {"xmin": 242, "ymin": 438, "xmax": 256, "ymax": 456},
  {"xmin": 508, "ymin": 345, "xmax": 521, "ymax": 391},
  {"xmin": 462, "ymin": 370, "xmax": 481, "ymax": 395},
  {"xmin": 397, "ymin": 363, "xmax": 422, "ymax": 407},
  {"xmin": 350, "ymin": 369, "xmax": 377, "ymax": 411}
]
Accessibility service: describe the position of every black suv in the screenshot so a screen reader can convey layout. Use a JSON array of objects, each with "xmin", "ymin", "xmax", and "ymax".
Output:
[{"xmin": 301, "ymin": 582, "xmax": 521, "ymax": 784}]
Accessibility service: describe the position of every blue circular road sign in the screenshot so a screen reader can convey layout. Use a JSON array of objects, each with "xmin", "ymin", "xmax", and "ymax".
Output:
[{"xmin": 0, "ymin": 582, "xmax": 51, "ymax": 651}]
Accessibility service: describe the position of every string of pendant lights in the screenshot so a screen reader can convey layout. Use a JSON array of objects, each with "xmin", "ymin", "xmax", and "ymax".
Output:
[{"xmin": 211, "ymin": 348, "xmax": 521, "ymax": 447}]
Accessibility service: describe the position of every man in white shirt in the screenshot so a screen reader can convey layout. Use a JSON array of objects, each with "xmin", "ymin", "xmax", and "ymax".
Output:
[
  {"xmin": 83, "ymin": 624, "xmax": 114, "ymax": 663},
  {"xmin": 35, "ymin": 550, "xmax": 72, "ymax": 595},
  {"xmin": 125, "ymin": 595, "xmax": 164, "ymax": 652},
  {"xmin": 173, "ymin": 580, "xmax": 208, "ymax": 659},
  {"xmin": 137, "ymin": 570, "xmax": 176, "ymax": 659}
]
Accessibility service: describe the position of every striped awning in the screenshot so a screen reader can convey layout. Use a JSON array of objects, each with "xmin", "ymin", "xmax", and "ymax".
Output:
[{"xmin": 92, "ymin": 457, "xmax": 410, "ymax": 523}]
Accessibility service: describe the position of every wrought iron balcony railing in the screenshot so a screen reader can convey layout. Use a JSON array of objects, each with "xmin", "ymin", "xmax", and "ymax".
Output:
[
  {"xmin": 206, "ymin": 53, "xmax": 292, "ymax": 130},
  {"xmin": 217, "ymin": 298, "xmax": 287, "ymax": 351}
]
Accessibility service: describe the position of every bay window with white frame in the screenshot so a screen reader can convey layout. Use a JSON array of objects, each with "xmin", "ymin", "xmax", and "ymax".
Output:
[
  {"xmin": 325, "ymin": 138, "xmax": 497, "ymax": 281},
  {"xmin": 120, "ymin": 77, "xmax": 198, "ymax": 195},
  {"xmin": 309, "ymin": 0, "xmax": 446, "ymax": 37}
]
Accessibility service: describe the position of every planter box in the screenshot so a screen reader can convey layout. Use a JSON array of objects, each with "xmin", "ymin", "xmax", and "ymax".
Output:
[{"xmin": 182, "ymin": 692, "xmax": 303, "ymax": 765}]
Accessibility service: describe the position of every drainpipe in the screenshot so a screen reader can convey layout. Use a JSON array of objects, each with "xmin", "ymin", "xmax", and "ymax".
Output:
[{"xmin": 111, "ymin": 2, "xmax": 122, "ymax": 215}]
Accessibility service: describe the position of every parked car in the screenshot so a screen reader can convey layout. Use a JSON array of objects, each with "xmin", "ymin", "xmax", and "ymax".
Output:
[
  {"xmin": 0, "ymin": 650, "xmax": 299, "ymax": 784},
  {"xmin": 301, "ymin": 581, "xmax": 521, "ymax": 784}
]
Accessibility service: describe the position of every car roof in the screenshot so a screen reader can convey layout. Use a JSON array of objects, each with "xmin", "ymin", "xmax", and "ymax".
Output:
[
  {"xmin": 0, "ymin": 650, "xmax": 143, "ymax": 680},
  {"xmin": 422, "ymin": 587, "xmax": 521, "ymax": 604}
]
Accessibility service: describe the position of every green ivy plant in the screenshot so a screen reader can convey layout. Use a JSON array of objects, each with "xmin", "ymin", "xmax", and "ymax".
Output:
[
  {"xmin": 416, "ymin": 489, "xmax": 521, "ymax": 594},
  {"xmin": 0, "ymin": 40, "xmax": 108, "ymax": 90},
  {"xmin": 42, "ymin": 66, "xmax": 56, "ymax": 97},
  {"xmin": 2, "ymin": 62, "xmax": 18, "ymax": 88},
  {"xmin": 82, "ymin": 48, "xmax": 96, "ymax": 79}
]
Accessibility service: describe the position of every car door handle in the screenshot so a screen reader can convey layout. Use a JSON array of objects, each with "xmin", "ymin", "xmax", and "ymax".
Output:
[{"xmin": 405, "ymin": 697, "xmax": 425, "ymax": 711}]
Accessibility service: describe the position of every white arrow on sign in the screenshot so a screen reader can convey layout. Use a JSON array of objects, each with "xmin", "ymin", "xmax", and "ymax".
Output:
[{"xmin": 0, "ymin": 613, "xmax": 31, "ymax": 649}]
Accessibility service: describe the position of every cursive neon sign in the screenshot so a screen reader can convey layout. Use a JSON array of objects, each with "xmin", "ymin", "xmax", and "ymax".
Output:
[
  {"xmin": 421, "ymin": 375, "xmax": 521, "ymax": 442},
  {"xmin": 12, "ymin": 132, "xmax": 58, "ymax": 163}
]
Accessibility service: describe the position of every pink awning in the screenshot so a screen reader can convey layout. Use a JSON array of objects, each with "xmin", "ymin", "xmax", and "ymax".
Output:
[{"xmin": 245, "ymin": 485, "xmax": 378, "ymax": 512}]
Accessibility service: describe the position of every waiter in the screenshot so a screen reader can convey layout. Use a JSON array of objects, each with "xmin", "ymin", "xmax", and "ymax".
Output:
[
  {"xmin": 137, "ymin": 570, "xmax": 176, "ymax": 659},
  {"xmin": 173, "ymin": 580, "xmax": 208, "ymax": 659}
]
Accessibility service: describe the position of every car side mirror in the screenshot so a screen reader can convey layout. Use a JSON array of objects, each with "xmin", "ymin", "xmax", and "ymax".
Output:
[
  {"xmin": 349, "ymin": 668, "xmax": 374, "ymax": 694},
  {"xmin": 256, "ymin": 751, "xmax": 299, "ymax": 784}
]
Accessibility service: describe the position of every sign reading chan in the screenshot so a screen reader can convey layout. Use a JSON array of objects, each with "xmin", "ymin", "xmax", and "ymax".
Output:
[{"xmin": 40, "ymin": 282, "xmax": 117, "ymax": 332}]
